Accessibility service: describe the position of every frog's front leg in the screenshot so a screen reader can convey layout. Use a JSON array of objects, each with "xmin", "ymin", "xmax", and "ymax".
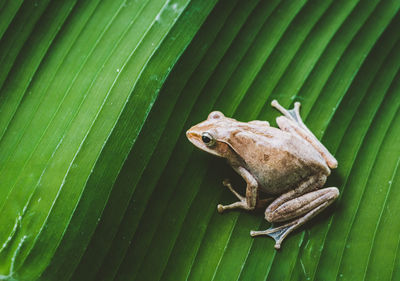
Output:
[
  {"xmin": 217, "ymin": 166, "xmax": 258, "ymax": 213},
  {"xmin": 250, "ymin": 174, "xmax": 339, "ymax": 249},
  {"xmin": 271, "ymin": 100, "xmax": 338, "ymax": 169}
]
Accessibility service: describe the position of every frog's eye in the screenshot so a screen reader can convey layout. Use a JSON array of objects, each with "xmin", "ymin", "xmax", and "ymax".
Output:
[{"xmin": 201, "ymin": 132, "xmax": 215, "ymax": 146}]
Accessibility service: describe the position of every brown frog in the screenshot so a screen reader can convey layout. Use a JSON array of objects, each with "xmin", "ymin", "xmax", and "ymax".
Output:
[{"xmin": 186, "ymin": 100, "xmax": 339, "ymax": 249}]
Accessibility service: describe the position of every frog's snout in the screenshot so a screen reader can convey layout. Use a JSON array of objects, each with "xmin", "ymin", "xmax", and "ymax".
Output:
[
  {"xmin": 186, "ymin": 129, "xmax": 199, "ymax": 145},
  {"xmin": 186, "ymin": 129, "xmax": 196, "ymax": 139}
]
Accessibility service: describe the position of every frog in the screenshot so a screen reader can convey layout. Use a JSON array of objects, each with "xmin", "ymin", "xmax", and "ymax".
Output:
[{"xmin": 186, "ymin": 100, "xmax": 339, "ymax": 249}]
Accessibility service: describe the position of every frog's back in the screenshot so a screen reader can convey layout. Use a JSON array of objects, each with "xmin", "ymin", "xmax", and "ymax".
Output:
[{"xmin": 229, "ymin": 128, "xmax": 329, "ymax": 195}]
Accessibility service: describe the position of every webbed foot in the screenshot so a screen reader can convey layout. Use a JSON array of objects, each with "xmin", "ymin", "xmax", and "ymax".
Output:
[
  {"xmin": 271, "ymin": 99, "xmax": 301, "ymax": 124},
  {"xmin": 250, "ymin": 221, "xmax": 297, "ymax": 250}
]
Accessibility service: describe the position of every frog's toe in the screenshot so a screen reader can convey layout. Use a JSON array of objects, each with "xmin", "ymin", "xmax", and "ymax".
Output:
[
  {"xmin": 222, "ymin": 179, "xmax": 230, "ymax": 186},
  {"xmin": 217, "ymin": 204, "xmax": 224, "ymax": 213},
  {"xmin": 250, "ymin": 230, "xmax": 259, "ymax": 236}
]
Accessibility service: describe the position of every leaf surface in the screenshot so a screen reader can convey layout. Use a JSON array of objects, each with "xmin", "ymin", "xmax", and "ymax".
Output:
[{"xmin": 0, "ymin": 0, "xmax": 399, "ymax": 280}]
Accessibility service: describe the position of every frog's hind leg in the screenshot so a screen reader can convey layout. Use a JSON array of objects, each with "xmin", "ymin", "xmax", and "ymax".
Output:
[
  {"xmin": 271, "ymin": 100, "xmax": 338, "ymax": 169},
  {"xmin": 250, "ymin": 189, "xmax": 337, "ymax": 249},
  {"xmin": 250, "ymin": 173, "xmax": 338, "ymax": 249}
]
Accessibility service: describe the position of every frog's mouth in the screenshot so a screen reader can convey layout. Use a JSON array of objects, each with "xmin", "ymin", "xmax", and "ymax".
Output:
[{"xmin": 186, "ymin": 130, "xmax": 206, "ymax": 149}]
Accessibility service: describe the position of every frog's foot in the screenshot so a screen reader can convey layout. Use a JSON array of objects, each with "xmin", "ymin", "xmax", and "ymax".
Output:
[
  {"xmin": 250, "ymin": 221, "xmax": 297, "ymax": 250},
  {"xmin": 217, "ymin": 201, "xmax": 248, "ymax": 213},
  {"xmin": 222, "ymin": 179, "xmax": 245, "ymax": 201},
  {"xmin": 271, "ymin": 99, "xmax": 302, "ymax": 125},
  {"xmin": 218, "ymin": 179, "xmax": 254, "ymax": 213},
  {"xmin": 218, "ymin": 169, "xmax": 259, "ymax": 213}
]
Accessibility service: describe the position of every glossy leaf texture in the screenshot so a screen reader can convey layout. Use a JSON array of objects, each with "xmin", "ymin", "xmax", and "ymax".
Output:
[{"xmin": 0, "ymin": 0, "xmax": 399, "ymax": 280}]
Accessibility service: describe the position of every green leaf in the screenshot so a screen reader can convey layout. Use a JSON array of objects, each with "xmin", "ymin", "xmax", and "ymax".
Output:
[{"xmin": 0, "ymin": 0, "xmax": 399, "ymax": 280}]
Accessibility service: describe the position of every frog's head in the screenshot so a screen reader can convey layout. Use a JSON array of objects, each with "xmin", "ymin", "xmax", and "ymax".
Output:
[{"xmin": 186, "ymin": 111, "xmax": 234, "ymax": 158}]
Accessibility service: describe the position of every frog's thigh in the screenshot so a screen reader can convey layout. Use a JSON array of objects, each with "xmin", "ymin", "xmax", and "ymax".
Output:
[
  {"xmin": 276, "ymin": 116, "xmax": 338, "ymax": 169},
  {"xmin": 265, "ymin": 187, "xmax": 339, "ymax": 223}
]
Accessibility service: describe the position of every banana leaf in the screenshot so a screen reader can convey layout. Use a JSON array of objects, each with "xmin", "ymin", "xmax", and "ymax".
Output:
[{"xmin": 0, "ymin": 0, "xmax": 399, "ymax": 280}]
